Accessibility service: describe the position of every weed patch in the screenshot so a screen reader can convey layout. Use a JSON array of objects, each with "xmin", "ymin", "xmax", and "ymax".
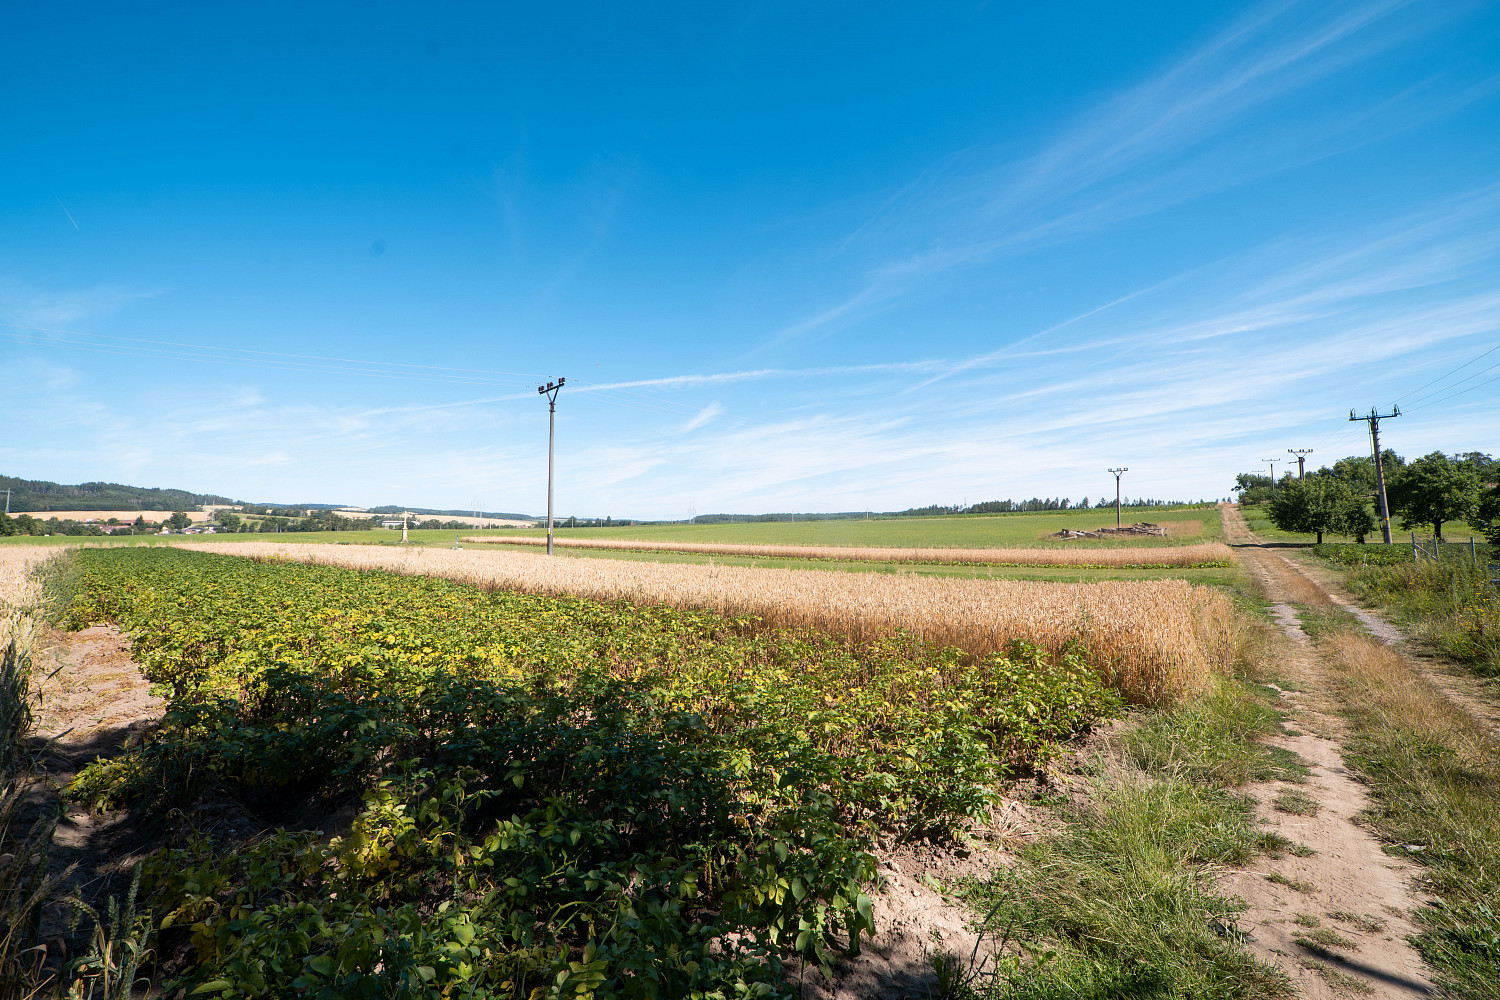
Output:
[
  {"xmin": 1299, "ymin": 957, "xmax": 1374, "ymax": 995},
  {"xmin": 1273, "ymin": 788, "xmax": 1319, "ymax": 816},
  {"xmin": 1267, "ymin": 873, "xmax": 1316, "ymax": 894},
  {"xmin": 1293, "ymin": 927, "xmax": 1358, "ymax": 954},
  {"xmin": 1120, "ymin": 677, "xmax": 1307, "ymax": 785}
]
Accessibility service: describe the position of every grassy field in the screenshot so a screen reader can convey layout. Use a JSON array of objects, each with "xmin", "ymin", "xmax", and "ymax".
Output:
[
  {"xmin": 512, "ymin": 506, "xmax": 1222, "ymax": 548},
  {"xmin": 0, "ymin": 507, "xmax": 1221, "ymax": 554},
  {"xmin": 0, "ymin": 507, "xmax": 1340, "ymax": 997}
]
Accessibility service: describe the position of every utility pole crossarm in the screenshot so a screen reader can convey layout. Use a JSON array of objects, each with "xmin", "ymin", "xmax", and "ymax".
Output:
[
  {"xmin": 1287, "ymin": 448, "xmax": 1313, "ymax": 479},
  {"xmin": 1263, "ymin": 459, "xmax": 1280, "ymax": 491}
]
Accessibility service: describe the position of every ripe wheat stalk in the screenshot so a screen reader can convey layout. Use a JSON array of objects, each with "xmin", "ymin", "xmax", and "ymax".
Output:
[
  {"xmin": 462, "ymin": 536, "xmax": 1234, "ymax": 568},
  {"xmin": 0, "ymin": 548, "xmax": 60, "ymax": 653},
  {"xmin": 186, "ymin": 541, "xmax": 1231, "ymax": 703}
]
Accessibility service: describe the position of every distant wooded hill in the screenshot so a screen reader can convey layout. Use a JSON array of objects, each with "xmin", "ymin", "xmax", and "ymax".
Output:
[{"xmin": 0, "ymin": 474, "xmax": 240, "ymax": 513}]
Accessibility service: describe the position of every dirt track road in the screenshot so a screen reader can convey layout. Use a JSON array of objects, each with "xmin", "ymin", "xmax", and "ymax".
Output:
[{"xmin": 1220, "ymin": 504, "xmax": 1435, "ymax": 999}]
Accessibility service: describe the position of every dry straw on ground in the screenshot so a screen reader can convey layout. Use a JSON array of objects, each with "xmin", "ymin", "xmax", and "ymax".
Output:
[
  {"xmin": 185, "ymin": 541, "xmax": 1232, "ymax": 703},
  {"xmin": 461, "ymin": 535, "xmax": 1235, "ymax": 568},
  {"xmin": 1323, "ymin": 630, "xmax": 1499, "ymax": 767}
]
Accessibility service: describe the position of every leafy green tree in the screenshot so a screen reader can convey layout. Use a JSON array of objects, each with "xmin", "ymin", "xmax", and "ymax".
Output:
[
  {"xmin": 1469, "ymin": 482, "xmax": 1500, "ymax": 546},
  {"xmin": 1234, "ymin": 472, "xmax": 1274, "ymax": 506},
  {"xmin": 0, "ymin": 512, "xmax": 14, "ymax": 536},
  {"xmin": 167, "ymin": 510, "xmax": 192, "ymax": 531},
  {"xmin": 216, "ymin": 512, "xmax": 242, "ymax": 532},
  {"xmin": 1387, "ymin": 452, "xmax": 1482, "ymax": 542},
  {"xmin": 1267, "ymin": 475, "xmax": 1370, "ymax": 543}
]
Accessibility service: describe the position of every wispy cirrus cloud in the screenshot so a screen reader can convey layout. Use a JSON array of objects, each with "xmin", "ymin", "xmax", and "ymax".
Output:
[{"xmin": 761, "ymin": 0, "xmax": 1470, "ymax": 350}]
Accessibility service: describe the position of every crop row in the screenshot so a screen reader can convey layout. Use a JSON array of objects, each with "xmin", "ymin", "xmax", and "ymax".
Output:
[
  {"xmin": 63, "ymin": 547, "xmax": 1119, "ymax": 998},
  {"xmin": 184, "ymin": 540, "xmax": 1233, "ymax": 704},
  {"xmin": 462, "ymin": 535, "xmax": 1236, "ymax": 568}
]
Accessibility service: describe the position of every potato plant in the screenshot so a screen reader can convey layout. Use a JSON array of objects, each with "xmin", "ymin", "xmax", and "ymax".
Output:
[{"xmin": 64, "ymin": 548, "xmax": 1116, "ymax": 998}]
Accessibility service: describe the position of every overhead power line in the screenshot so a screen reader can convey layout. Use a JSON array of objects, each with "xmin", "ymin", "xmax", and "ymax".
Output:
[
  {"xmin": 1393, "ymin": 341, "xmax": 1500, "ymax": 406},
  {"xmin": 1402, "ymin": 364, "xmax": 1500, "ymax": 412}
]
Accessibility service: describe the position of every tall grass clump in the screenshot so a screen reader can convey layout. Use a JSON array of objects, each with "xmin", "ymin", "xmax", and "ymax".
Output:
[
  {"xmin": 961, "ymin": 778, "xmax": 1292, "ymax": 1000},
  {"xmin": 1324, "ymin": 549, "xmax": 1499, "ymax": 676},
  {"xmin": 183, "ymin": 541, "xmax": 1232, "ymax": 703},
  {"xmin": 465, "ymin": 535, "xmax": 1237, "ymax": 568}
]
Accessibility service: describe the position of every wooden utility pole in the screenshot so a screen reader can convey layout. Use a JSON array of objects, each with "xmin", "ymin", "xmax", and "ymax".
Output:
[{"xmin": 1350, "ymin": 406, "xmax": 1399, "ymax": 544}]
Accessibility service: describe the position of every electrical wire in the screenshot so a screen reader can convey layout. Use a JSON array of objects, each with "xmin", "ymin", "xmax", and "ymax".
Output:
[
  {"xmin": 1393, "ymin": 341, "xmax": 1500, "ymax": 405},
  {"xmin": 1399, "ymin": 359, "xmax": 1500, "ymax": 410},
  {"xmin": 1403, "ymin": 369, "xmax": 1500, "ymax": 412}
]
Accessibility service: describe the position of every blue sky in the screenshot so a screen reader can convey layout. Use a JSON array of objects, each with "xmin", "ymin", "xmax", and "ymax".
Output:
[{"xmin": 3, "ymin": 1, "xmax": 1498, "ymax": 517}]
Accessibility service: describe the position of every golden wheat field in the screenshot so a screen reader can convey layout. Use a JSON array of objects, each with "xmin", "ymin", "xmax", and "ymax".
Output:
[
  {"xmin": 462, "ymin": 535, "xmax": 1235, "ymax": 568},
  {"xmin": 184, "ymin": 540, "xmax": 1232, "ymax": 703},
  {"xmin": 0, "ymin": 547, "xmax": 58, "ymax": 651}
]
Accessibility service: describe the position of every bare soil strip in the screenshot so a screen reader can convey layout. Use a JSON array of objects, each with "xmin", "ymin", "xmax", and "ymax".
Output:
[{"xmin": 26, "ymin": 624, "xmax": 164, "ymax": 943}]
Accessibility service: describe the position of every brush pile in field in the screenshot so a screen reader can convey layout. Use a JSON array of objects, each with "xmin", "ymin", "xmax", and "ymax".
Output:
[
  {"xmin": 462, "ymin": 534, "xmax": 1230, "ymax": 567},
  {"xmin": 186, "ymin": 540, "xmax": 1230, "ymax": 703},
  {"xmin": 1052, "ymin": 522, "xmax": 1170, "ymax": 539},
  {"xmin": 62, "ymin": 547, "xmax": 1121, "ymax": 998}
]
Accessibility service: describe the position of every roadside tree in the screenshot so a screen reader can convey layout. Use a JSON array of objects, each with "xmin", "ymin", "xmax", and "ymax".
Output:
[
  {"xmin": 1469, "ymin": 482, "xmax": 1500, "ymax": 546},
  {"xmin": 1387, "ymin": 452, "xmax": 1482, "ymax": 542},
  {"xmin": 1234, "ymin": 472, "xmax": 1274, "ymax": 506},
  {"xmin": 1267, "ymin": 475, "xmax": 1371, "ymax": 543}
]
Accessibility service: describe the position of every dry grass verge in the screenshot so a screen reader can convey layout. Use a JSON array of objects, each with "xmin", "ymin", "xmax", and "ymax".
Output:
[
  {"xmin": 182, "ymin": 541, "xmax": 1232, "ymax": 703},
  {"xmin": 1321, "ymin": 629, "xmax": 1500, "ymax": 998},
  {"xmin": 462, "ymin": 535, "xmax": 1236, "ymax": 568}
]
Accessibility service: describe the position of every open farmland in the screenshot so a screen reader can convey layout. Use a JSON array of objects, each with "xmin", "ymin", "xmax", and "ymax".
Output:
[
  {"xmin": 184, "ymin": 540, "xmax": 1232, "ymax": 704},
  {"xmin": 509, "ymin": 506, "xmax": 1221, "ymax": 549},
  {"xmin": 464, "ymin": 534, "xmax": 1234, "ymax": 568},
  {"xmin": 54, "ymin": 546, "xmax": 1123, "ymax": 997}
]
